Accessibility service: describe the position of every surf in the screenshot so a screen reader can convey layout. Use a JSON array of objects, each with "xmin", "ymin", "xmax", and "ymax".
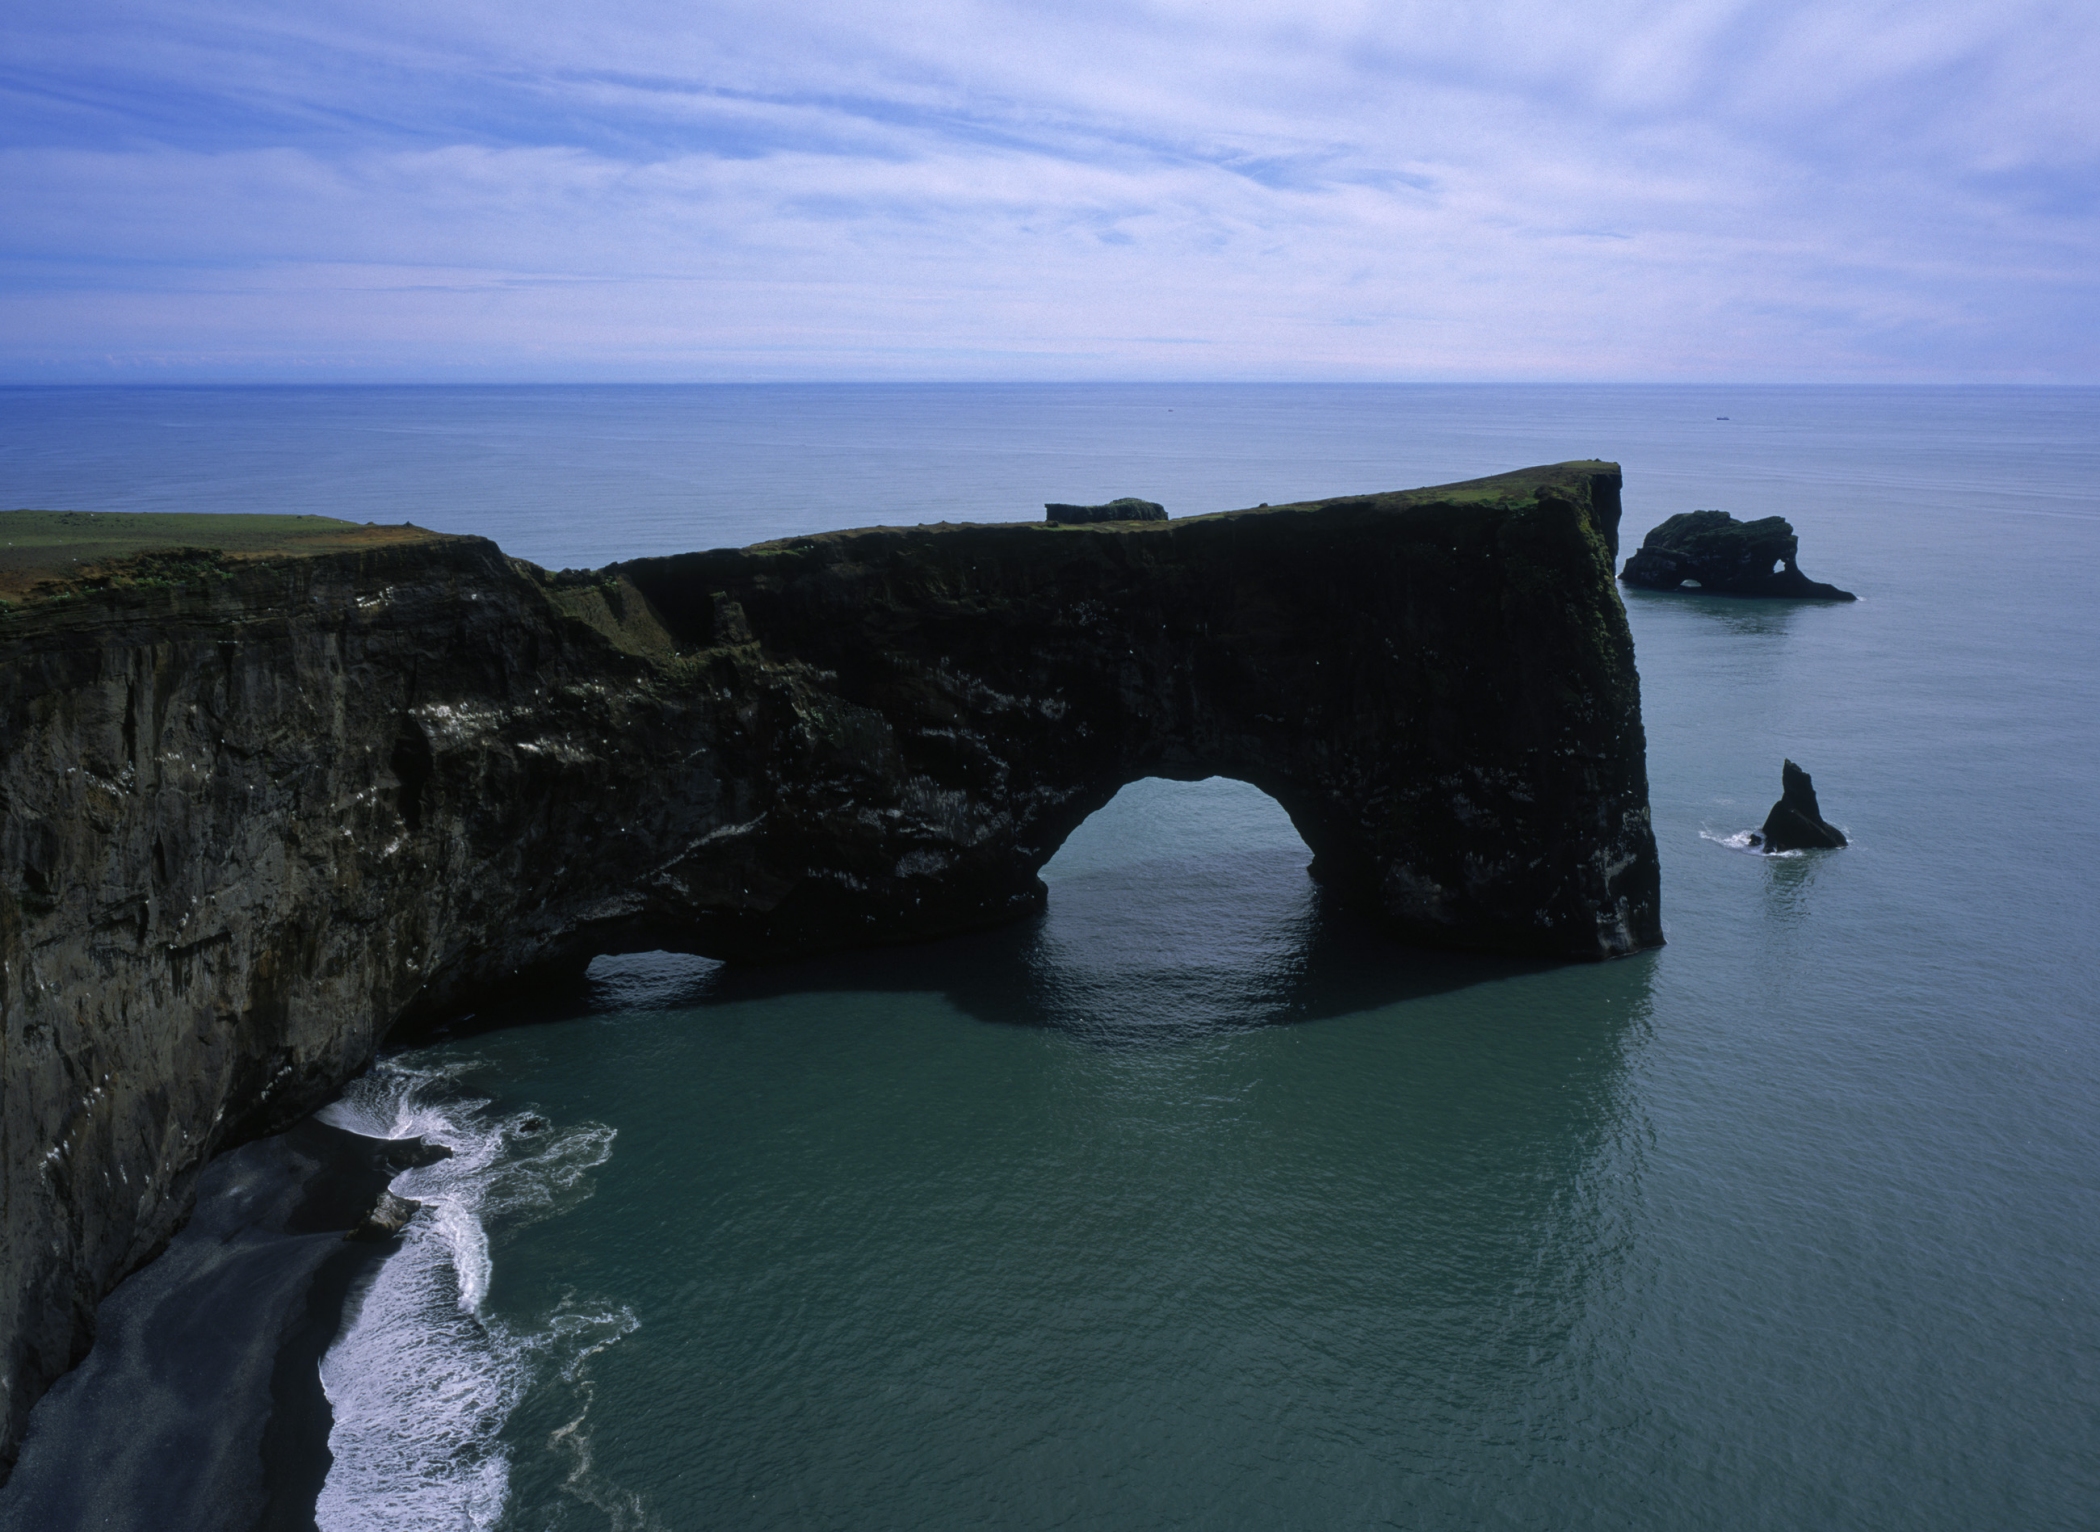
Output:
[{"xmin": 313, "ymin": 1060, "xmax": 637, "ymax": 1530}]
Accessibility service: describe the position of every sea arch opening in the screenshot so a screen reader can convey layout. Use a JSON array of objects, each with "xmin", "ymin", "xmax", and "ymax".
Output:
[
  {"xmin": 1039, "ymin": 776, "xmax": 1312, "ymax": 915},
  {"xmin": 561, "ymin": 770, "xmax": 1540, "ymax": 1039},
  {"xmin": 1027, "ymin": 776, "xmax": 1322, "ymax": 1037}
]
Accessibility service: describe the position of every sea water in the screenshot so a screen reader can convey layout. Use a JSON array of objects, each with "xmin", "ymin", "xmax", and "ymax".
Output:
[{"xmin": 3, "ymin": 385, "xmax": 2096, "ymax": 1529}]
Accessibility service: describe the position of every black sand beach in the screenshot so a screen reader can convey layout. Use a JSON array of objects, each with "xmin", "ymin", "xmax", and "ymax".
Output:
[{"xmin": 0, "ymin": 1120, "xmax": 414, "ymax": 1532}]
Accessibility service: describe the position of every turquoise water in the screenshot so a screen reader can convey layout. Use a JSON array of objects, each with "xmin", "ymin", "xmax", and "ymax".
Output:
[{"xmin": 6, "ymin": 386, "xmax": 2099, "ymax": 1528}]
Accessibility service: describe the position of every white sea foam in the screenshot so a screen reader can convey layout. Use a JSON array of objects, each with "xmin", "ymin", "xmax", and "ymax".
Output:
[
  {"xmin": 544, "ymin": 1303, "xmax": 663, "ymax": 1532},
  {"xmin": 1699, "ymin": 827, "xmax": 1806, "ymax": 858},
  {"xmin": 313, "ymin": 1059, "xmax": 634, "ymax": 1531}
]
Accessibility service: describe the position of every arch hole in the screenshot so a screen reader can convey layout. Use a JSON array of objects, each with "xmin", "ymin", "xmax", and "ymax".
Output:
[
  {"xmin": 1034, "ymin": 777, "xmax": 1316, "ymax": 1036},
  {"xmin": 585, "ymin": 950, "xmax": 723, "ymax": 1009}
]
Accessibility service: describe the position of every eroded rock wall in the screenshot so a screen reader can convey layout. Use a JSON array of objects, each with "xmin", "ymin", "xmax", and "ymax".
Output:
[
  {"xmin": 612, "ymin": 465, "xmax": 1658, "ymax": 963},
  {"xmin": 0, "ymin": 538, "xmax": 725, "ymax": 1469},
  {"xmin": 1, "ymin": 461, "xmax": 1660, "ymax": 1469}
]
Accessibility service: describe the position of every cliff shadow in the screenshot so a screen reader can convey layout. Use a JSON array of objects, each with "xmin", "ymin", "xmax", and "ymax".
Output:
[
  {"xmin": 401, "ymin": 899, "xmax": 1570, "ymax": 1051},
  {"xmin": 402, "ymin": 778, "xmax": 1591, "ymax": 1051},
  {"xmin": 1620, "ymin": 584, "xmax": 1821, "ymax": 637}
]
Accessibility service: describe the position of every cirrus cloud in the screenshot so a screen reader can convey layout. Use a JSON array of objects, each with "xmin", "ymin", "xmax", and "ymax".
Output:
[{"xmin": 1, "ymin": 0, "xmax": 2095, "ymax": 379}]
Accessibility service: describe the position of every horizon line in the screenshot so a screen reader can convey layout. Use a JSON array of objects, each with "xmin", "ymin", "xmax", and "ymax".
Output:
[{"xmin": 4, "ymin": 378, "xmax": 2096, "ymax": 390}]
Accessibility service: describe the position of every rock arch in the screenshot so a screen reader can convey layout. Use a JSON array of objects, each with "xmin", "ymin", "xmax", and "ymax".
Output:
[
  {"xmin": 533, "ymin": 460, "xmax": 1661, "ymax": 973},
  {"xmin": 0, "ymin": 461, "xmax": 1659, "ymax": 1463}
]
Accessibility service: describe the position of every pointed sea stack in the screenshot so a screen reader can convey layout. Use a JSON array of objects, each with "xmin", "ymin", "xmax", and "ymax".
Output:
[{"xmin": 1756, "ymin": 760, "xmax": 1848, "ymax": 851}]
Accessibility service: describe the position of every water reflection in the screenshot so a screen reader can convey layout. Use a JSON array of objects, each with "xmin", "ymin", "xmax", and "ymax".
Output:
[
  {"xmin": 1759, "ymin": 844, "xmax": 1831, "ymax": 931},
  {"xmin": 1621, "ymin": 585, "xmax": 1812, "ymax": 639},
  {"xmin": 553, "ymin": 890, "xmax": 1556, "ymax": 1045}
]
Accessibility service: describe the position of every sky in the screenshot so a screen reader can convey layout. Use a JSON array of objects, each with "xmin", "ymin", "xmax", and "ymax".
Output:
[{"xmin": 2, "ymin": 0, "xmax": 2097, "ymax": 383}]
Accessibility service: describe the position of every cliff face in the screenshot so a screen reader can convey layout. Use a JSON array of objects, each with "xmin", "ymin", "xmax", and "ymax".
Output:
[
  {"xmin": 0, "ymin": 460, "xmax": 1660, "ymax": 1469},
  {"xmin": 0, "ymin": 535, "xmax": 698, "ymax": 1471}
]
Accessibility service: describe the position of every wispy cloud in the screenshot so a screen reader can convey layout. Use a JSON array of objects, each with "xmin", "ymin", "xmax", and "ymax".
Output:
[{"xmin": 1, "ymin": 0, "xmax": 2095, "ymax": 379}]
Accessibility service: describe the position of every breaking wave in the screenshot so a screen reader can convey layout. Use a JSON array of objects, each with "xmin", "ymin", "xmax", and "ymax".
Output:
[
  {"xmin": 1700, "ymin": 827, "xmax": 1806, "ymax": 858},
  {"xmin": 314, "ymin": 1058, "xmax": 646, "ymax": 1530}
]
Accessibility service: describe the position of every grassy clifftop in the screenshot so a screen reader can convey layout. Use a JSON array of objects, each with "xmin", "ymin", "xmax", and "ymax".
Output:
[{"xmin": 0, "ymin": 511, "xmax": 455, "ymax": 600}]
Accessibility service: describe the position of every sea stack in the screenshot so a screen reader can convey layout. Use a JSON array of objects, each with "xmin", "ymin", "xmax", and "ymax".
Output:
[
  {"xmin": 1756, "ymin": 760, "xmax": 1848, "ymax": 851},
  {"xmin": 1620, "ymin": 510, "xmax": 1854, "ymax": 599}
]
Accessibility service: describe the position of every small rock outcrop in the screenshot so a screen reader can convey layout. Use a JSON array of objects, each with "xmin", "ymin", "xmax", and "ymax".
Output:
[
  {"xmin": 1620, "ymin": 511, "xmax": 1854, "ymax": 599},
  {"xmin": 1753, "ymin": 760, "xmax": 1848, "ymax": 851},
  {"xmin": 346, "ymin": 1191, "xmax": 421, "ymax": 1243},
  {"xmin": 1044, "ymin": 498, "xmax": 1166, "ymax": 524}
]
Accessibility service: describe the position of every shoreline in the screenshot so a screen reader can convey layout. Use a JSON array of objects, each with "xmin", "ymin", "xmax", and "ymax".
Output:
[{"xmin": 0, "ymin": 1118, "xmax": 414, "ymax": 1532}]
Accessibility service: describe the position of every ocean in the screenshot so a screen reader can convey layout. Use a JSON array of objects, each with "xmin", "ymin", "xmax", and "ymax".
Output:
[{"xmin": 3, "ymin": 384, "xmax": 2097, "ymax": 1529}]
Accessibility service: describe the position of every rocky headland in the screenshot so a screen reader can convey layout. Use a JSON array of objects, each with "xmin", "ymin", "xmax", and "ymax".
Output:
[
  {"xmin": 0, "ymin": 461, "xmax": 1661, "ymax": 1471},
  {"xmin": 1620, "ymin": 510, "xmax": 1855, "ymax": 599}
]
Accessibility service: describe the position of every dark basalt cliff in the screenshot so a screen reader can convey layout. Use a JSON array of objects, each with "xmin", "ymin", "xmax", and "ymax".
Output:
[
  {"xmin": 0, "ymin": 460, "xmax": 1659, "ymax": 1468},
  {"xmin": 1621, "ymin": 510, "xmax": 1855, "ymax": 599}
]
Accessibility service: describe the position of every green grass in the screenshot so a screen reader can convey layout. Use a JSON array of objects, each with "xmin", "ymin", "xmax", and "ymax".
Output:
[
  {"xmin": 1190, "ymin": 459, "xmax": 1621, "ymax": 520},
  {"xmin": 0, "ymin": 510, "xmax": 453, "ymax": 596}
]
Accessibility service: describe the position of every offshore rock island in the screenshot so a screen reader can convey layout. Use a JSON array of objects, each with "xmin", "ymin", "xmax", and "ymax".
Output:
[
  {"xmin": 1754, "ymin": 760, "xmax": 1848, "ymax": 852},
  {"xmin": 1620, "ymin": 510, "xmax": 1856, "ymax": 599},
  {"xmin": 0, "ymin": 461, "xmax": 1661, "ymax": 1469}
]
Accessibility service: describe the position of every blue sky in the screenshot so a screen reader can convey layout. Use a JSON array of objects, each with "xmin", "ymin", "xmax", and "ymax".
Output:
[{"xmin": 3, "ymin": 0, "xmax": 2096, "ymax": 381}]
